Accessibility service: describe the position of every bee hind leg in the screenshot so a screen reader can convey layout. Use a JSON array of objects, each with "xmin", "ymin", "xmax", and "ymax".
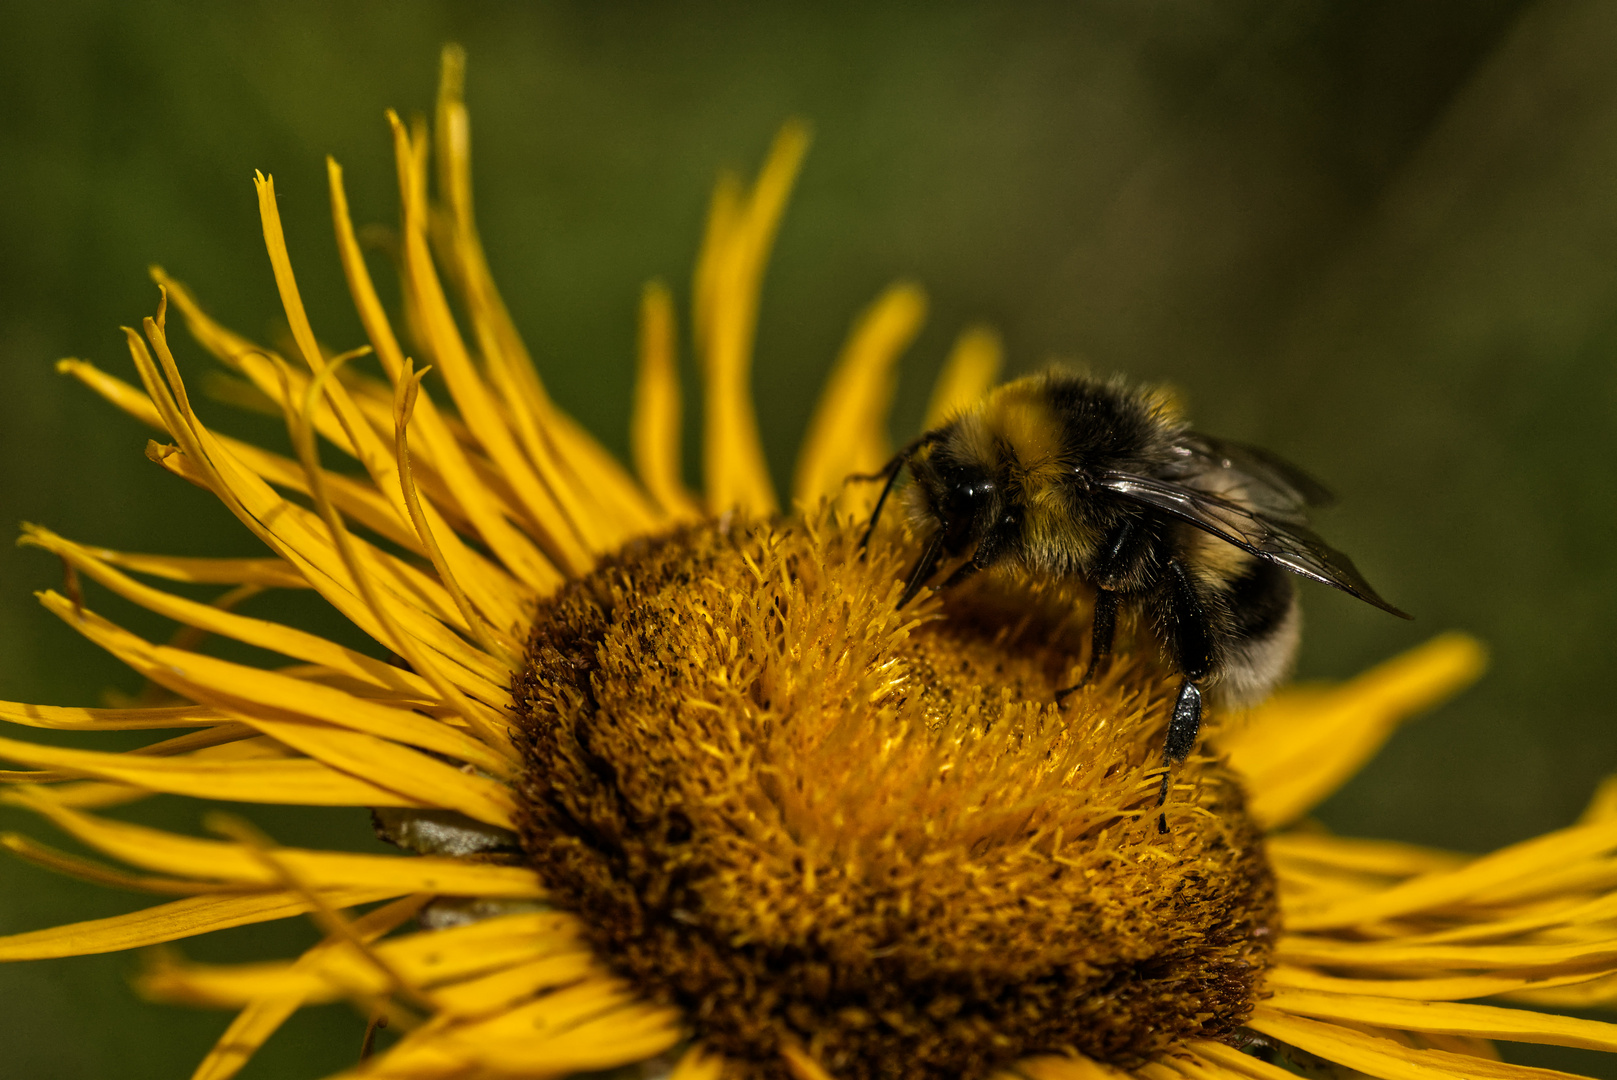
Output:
[
  {"xmin": 1156, "ymin": 558, "xmax": 1215, "ymax": 832},
  {"xmin": 1156, "ymin": 680, "xmax": 1203, "ymax": 834}
]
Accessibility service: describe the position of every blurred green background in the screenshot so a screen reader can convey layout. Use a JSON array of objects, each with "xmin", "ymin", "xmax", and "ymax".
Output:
[{"xmin": 2, "ymin": 1, "xmax": 1615, "ymax": 1076}]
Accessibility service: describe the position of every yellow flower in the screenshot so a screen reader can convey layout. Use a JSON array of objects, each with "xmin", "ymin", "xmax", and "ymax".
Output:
[{"xmin": 3, "ymin": 46, "xmax": 1617, "ymax": 1080}]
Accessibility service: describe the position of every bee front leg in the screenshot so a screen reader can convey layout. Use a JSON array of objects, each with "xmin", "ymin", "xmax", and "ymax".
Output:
[{"xmin": 1057, "ymin": 518, "xmax": 1140, "ymax": 702}]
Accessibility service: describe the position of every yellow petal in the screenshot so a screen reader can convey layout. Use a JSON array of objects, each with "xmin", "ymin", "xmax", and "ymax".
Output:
[
  {"xmin": 143, "ymin": 910, "xmax": 580, "ymax": 1007},
  {"xmin": 1267, "ymin": 986, "xmax": 1617, "ymax": 1053},
  {"xmin": 424, "ymin": 951, "xmax": 599, "ymax": 1018},
  {"xmin": 1266, "ymin": 963, "xmax": 1617, "ymax": 1003},
  {"xmin": 0, "ymin": 701, "xmax": 229, "ymax": 731},
  {"xmin": 780, "ymin": 1043, "xmax": 835, "ymax": 1080},
  {"xmin": 125, "ymin": 330, "xmax": 512, "ymax": 701},
  {"xmin": 387, "ymin": 114, "xmax": 594, "ymax": 576},
  {"xmin": 1186, "ymin": 1040, "xmax": 1331, "ymax": 1080},
  {"xmin": 26, "ymin": 527, "xmax": 439, "ymax": 699},
  {"xmin": 328, "ymin": 171, "xmax": 562, "ymax": 605},
  {"xmin": 254, "ymin": 174, "xmax": 514, "ymax": 615},
  {"xmin": 669, "ymin": 1045, "xmax": 732, "ymax": 1080},
  {"xmin": 434, "ymin": 49, "xmax": 660, "ymax": 546},
  {"xmin": 0, "ymin": 833, "xmax": 246, "ymax": 896},
  {"xmin": 1276, "ymin": 933, "xmax": 1617, "ymax": 973},
  {"xmin": 1285, "ymin": 817, "xmax": 1617, "ymax": 932},
  {"xmin": 792, "ymin": 281, "xmax": 927, "ymax": 511},
  {"xmin": 70, "ymin": 548, "xmax": 308, "ymax": 589},
  {"xmin": 188, "ymin": 896, "xmax": 430, "ymax": 1080},
  {"xmin": 15, "ymin": 795, "xmax": 540, "ymax": 898},
  {"xmin": 57, "ymin": 356, "xmax": 164, "ymax": 427},
  {"xmin": 38, "ymin": 593, "xmax": 513, "ymax": 786},
  {"xmin": 0, "ymin": 886, "xmax": 401, "ymax": 960},
  {"xmin": 1223, "ymin": 633, "xmax": 1487, "ymax": 829},
  {"xmin": 1505, "ymin": 972, "xmax": 1617, "ymax": 1009},
  {"xmin": 1268, "ymin": 832, "xmax": 1467, "ymax": 880},
  {"xmin": 698, "ymin": 121, "xmax": 810, "ymax": 515},
  {"xmin": 633, "ymin": 280, "xmax": 699, "ymax": 518},
  {"xmin": 1012, "ymin": 1054, "xmax": 1135, "ymax": 1079},
  {"xmin": 923, "ymin": 324, "xmax": 1003, "ymax": 429},
  {"xmin": 1247, "ymin": 1005, "xmax": 1587, "ymax": 1080},
  {"xmin": 0, "ymin": 728, "xmax": 423, "ymax": 807},
  {"xmin": 433, "ymin": 993, "xmax": 684, "ymax": 1075}
]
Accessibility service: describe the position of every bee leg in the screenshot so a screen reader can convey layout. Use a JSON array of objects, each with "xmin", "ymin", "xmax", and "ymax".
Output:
[
  {"xmin": 938, "ymin": 558, "xmax": 981, "ymax": 590},
  {"xmin": 1157, "ymin": 680, "xmax": 1202, "ymax": 833},
  {"xmin": 1054, "ymin": 588, "xmax": 1117, "ymax": 702},
  {"xmin": 1155, "ymin": 558, "xmax": 1215, "ymax": 832},
  {"xmin": 1164, "ymin": 678, "xmax": 1204, "ymax": 764},
  {"xmin": 896, "ymin": 530, "xmax": 947, "ymax": 609}
]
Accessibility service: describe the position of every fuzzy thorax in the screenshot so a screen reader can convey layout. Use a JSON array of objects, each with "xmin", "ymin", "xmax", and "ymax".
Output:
[{"xmin": 512, "ymin": 517, "xmax": 1277, "ymax": 1080}]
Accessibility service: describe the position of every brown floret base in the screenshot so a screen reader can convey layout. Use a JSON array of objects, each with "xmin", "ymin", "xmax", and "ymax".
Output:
[{"xmin": 511, "ymin": 517, "xmax": 1277, "ymax": 1080}]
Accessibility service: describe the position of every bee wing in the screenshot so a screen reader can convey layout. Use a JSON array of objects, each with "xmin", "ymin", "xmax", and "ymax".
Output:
[
  {"xmin": 1098, "ymin": 471, "xmax": 1411, "ymax": 618},
  {"xmin": 1174, "ymin": 432, "xmax": 1336, "ymax": 513}
]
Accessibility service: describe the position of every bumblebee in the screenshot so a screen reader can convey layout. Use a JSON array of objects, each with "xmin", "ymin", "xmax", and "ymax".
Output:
[{"xmin": 860, "ymin": 369, "xmax": 1409, "ymax": 798}]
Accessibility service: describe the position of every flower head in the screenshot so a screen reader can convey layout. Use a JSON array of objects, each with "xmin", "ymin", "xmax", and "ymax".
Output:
[{"xmin": 3, "ymin": 47, "xmax": 1617, "ymax": 1080}]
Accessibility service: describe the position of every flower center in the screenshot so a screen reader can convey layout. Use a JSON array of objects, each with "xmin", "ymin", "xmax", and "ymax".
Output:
[{"xmin": 511, "ymin": 517, "xmax": 1276, "ymax": 1079}]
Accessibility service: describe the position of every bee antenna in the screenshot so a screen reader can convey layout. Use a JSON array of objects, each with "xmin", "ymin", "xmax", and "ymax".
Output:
[
  {"xmin": 857, "ymin": 433, "xmax": 937, "ymax": 557},
  {"xmin": 896, "ymin": 531, "xmax": 946, "ymax": 609}
]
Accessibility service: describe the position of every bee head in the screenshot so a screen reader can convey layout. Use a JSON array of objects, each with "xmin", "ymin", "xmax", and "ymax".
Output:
[{"xmin": 912, "ymin": 449, "xmax": 1002, "ymax": 555}]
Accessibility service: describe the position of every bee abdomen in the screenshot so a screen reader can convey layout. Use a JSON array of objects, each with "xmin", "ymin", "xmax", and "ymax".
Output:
[{"xmin": 1216, "ymin": 560, "xmax": 1300, "ymax": 707}]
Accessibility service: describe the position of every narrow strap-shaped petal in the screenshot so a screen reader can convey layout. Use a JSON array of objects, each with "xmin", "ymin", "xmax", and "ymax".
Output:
[
  {"xmin": 696, "ymin": 122, "xmax": 810, "ymax": 515},
  {"xmin": 1186, "ymin": 1040, "xmax": 1334, "ymax": 1080},
  {"xmin": 633, "ymin": 280, "xmax": 699, "ymax": 518},
  {"xmin": 669, "ymin": 1046, "xmax": 734, "ymax": 1080},
  {"xmin": 1277, "ymin": 932, "xmax": 1617, "ymax": 972},
  {"xmin": 1267, "ymin": 833, "xmax": 1467, "ymax": 880},
  {"xmin": 1010, "ymin": 1054, "xmax": 1135, "ymax": 1079},
  {"xmin": 779, "ymin": 1043, "xmax": 836, "ymax": 1080},
  {"xmin": 1223, "ymin": 633, "xmax": 1487, "ymax": 829},
  {"xmin": 69, "ymin": 549, "xmax": 308, "ymax": 589},
  {"xmin": 792, "ymin": 281, "xmax": 927, "ymax": 511},
  {"xmin": 388, "ymin": 112, "xmax": 595, "ymax": 576},
  {"xmin": 163, "ymin": 368, "xmax": 511, "ymax": 699},
  {"xmin": 1267, "ymin": 987, "xmax": 1617, "ymax": 1053},
  {"xmin": 0, "ymin": 886, "xmax": 402, "ymax": 960},
  {"xmin": 141, "ymin": 439, "xmax": 512, "ymax": 705},
  {"xmin": 417, "ymin": 986, "xmax": 683, "ymax": 1074},
  {"xmin": 1247, "ymin": 1006, "xmax": 1588, "ymax": 1079},
  {"xmin": 252, "ymin": 176, "xmax": 540, "ymax": 637},
  {"xmin": 1265, "ymin": 963, "xmax": 1617, "ymax": 1002},
  {"xmin": 923, "ymin": 325, "xmax": 1003, "ymax": 428},
  {"xmin": 328, "ymin": 158, "xmax": 562, "ymax": 599},
  {"xmin": 126, "ymin": 331, "xmax": 511, "ymax": 698},
  {"xmin": 0, "ymin": 833, "xmax": 250, "ymax": 896},
  {"xmin": 145, "ymin": 911, "xmax": 583, "ymax": 1006},
  {"xmin": 428, "ymin": 952, "xmax": 598, "ymax": 1019},
  {"xmin": 188, "ymin": 895, "xmax": 430, "ymax": 1080},
  {"xmin": 25, "ymin": 526, "xmax": 439, "ymax": 700},
  {"xmin": 153, "ymin": 942, "xmax": 588, "ymax": 1014},
  {"xmin": 433, "ymin": 56, "xmax": 660, "ymax": 548},
  {"xmin": 15, "ymin": 795, "xmax": 540, "ymax": 897},
  {"xmin": 392, "ymin": 362, "xmax": 520, "ymax": 663},
  {"xmin": 280, "ymin": 353, "xmax": 518, "ymax": 758},
  {"xmin": 1286, "ymin": 818, "xmax": 1617, "ymax": 932},
  {"xmin": 0, "ymin": 715, "xmax": 424, "ymax": 807},
  {"xmin": 37, "ymin": 593, "xmax": 511, "ymax": 779},
  {"xmin": 0, "ymin": 701, "xmax": 229, "ymax": 730},
  {"xmin": 169, "ymin": 282, "xmax": 535, "ymax": 631}
]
